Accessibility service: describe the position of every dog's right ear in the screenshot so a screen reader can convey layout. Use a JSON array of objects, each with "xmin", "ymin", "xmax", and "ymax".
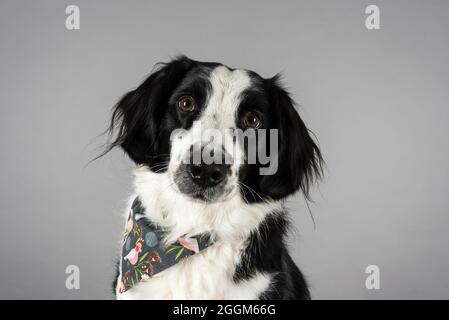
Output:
[{"xmin": 104, "ymin": 56, "xmax": 194, "ymax": 164}]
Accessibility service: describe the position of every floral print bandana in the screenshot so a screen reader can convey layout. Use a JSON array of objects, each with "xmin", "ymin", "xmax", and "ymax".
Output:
[{"xmin": 118, "ymin": 197, "xmax": 213, "ymax": 293}]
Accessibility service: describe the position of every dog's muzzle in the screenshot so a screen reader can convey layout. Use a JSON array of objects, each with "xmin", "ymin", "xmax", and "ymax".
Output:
[{"xmin": 173, "ymin": 144, "xmax": 233, "ymax": 202}]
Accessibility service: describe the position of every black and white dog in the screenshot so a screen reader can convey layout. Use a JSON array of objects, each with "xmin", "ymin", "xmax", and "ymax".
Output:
[{"xmin": 108, "ymin": 56, "xmax": 322, "ymax": 299}]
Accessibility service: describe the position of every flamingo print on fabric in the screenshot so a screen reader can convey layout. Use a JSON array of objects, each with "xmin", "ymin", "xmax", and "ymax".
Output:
[{"xmin": 119, "ymin": 197, "xmax": 213, "ymax": 293}]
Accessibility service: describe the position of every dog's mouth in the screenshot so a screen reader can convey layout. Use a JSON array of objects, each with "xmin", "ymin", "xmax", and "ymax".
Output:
[{"xmin": 189, "ymin": 188, "xmax": 225, "ymax": 202}]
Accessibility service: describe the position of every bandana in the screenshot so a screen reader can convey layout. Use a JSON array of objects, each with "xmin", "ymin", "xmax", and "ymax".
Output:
[{"xmin": 118, "ymin": 198, "xmax": 213, "ymax": 293}]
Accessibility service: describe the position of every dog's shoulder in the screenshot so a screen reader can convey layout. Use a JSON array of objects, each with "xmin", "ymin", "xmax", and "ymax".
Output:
[{"xmin": 233, "ymin": 212, "xmax": 310, "ymax": 300}]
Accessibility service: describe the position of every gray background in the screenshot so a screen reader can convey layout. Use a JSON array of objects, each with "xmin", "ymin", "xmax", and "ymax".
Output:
[{"xmin": 1, "ymin": 0, "xmax": 448, "ymax": 299}]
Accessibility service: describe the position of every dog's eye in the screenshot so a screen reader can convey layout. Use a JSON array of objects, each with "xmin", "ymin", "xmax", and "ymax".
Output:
[
  {"xmin": 242, "ymin": 112, "xmax": 262, "ymax": 129},
  {"xmin": 177, "ymin": 96, "xmax": 195, "ymax": 112}
]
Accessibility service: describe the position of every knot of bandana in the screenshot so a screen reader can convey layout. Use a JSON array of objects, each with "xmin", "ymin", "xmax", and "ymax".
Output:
[{"xmin": 118, "ymin": 198, "xmax": 213, "ymax": 293}]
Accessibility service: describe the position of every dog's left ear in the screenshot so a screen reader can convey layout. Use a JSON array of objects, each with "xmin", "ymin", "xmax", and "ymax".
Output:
[
  {"xmin": 260, "ymin": 76, "xmax": 323, "ymax": 200},
  {"xmin": 103, "ymin": 56, "xmax": 195, "ymax": 165}
]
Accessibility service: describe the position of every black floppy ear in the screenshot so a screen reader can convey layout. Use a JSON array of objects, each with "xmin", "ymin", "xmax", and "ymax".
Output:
[
  {"xmin": 106, "ymin": 56, "xmax": 194, "ymax": 164},
  {"xmin": 260, "ymin": 77, "xmax": 323, "ymax": 200}
]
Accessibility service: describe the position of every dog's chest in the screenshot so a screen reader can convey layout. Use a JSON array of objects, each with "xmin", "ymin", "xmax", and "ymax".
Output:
[{"xmin": 117, "ymin": 241, "xmax": 271, "ymax": 300}]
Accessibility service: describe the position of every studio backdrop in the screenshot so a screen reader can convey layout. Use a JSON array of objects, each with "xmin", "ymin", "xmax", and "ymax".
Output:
[{"xmin": 0, "ymin": 0, "xmax": 448, "ymax": 299}]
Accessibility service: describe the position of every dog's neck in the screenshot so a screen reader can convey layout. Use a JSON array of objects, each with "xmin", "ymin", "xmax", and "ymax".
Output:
[{"xmin": 132, "ymin": 165, "xmax": 283, "ymax": 244}]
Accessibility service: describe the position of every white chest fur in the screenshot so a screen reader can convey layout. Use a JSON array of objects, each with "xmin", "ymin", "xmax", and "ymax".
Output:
[
  {"xmin": 116, "ymin": 240, "xmax": 271, "ymax": 300},
  {"xmin": 115, "ymin": 167, "xmax": 281, "ymax": 299}
]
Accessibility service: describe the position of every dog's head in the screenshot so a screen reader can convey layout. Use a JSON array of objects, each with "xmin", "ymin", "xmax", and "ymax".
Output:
[{"xmin": 107, "ymin": 56, "xmax": 322, "ymax": 204}]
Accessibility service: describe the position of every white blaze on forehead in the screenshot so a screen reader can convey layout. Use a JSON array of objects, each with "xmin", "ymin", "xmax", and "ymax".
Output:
[
  {"xmin": 200, "ymin": 66, "xmax": 252, "ymax": 129},
  {"xmin": 169, "ymin": 66, "xmax": 251, "ymax": 177}
]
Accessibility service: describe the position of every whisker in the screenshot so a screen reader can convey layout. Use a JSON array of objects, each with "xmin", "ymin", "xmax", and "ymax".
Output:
[{"xmin": 239, "ymin": 181, "xmax": 272, "ymax": 205}]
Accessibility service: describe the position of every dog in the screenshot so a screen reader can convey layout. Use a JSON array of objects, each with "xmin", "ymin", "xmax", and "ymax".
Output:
[{"xmin": 107, "ymin": 56, "xmax": 323, "ymax": 299}]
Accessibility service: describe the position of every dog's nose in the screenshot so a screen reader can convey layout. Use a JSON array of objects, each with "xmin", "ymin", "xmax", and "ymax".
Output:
[{"xmin": 187, "ymin": 164, "xmax": 228, "ymax": 188}]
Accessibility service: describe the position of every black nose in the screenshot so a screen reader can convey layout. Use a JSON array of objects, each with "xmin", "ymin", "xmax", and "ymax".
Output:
[{"xmin": 187, "ymin": 164, "xmax": 228, "ymax": 188}]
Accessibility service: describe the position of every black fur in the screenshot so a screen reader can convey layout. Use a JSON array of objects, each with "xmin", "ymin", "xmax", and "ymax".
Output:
[
  {"xmin": 112, "ymin": 260, "xmax": 120, "ymax": 296},
  {"xmin": 234, "ymin": 212, "xmax": 310, "ymax": 299}
]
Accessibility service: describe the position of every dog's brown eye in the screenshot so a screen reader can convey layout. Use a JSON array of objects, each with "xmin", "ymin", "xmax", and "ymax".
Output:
[
  {"xmin": 242, "ymin": 112, "xmax": 262, "ymax": 129},
  {"xmin": 177, "ymin": 96, "xmax": 195, "ymax": 112}
]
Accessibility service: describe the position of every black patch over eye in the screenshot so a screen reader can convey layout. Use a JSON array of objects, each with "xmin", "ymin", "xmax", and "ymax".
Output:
[
  {"xmin": 242, "ymin": 112, "xmax": 262, "ymax": 129},
  {"xmin": 177, "ymin": 95, "xmax": 195, "ymax": 112}
]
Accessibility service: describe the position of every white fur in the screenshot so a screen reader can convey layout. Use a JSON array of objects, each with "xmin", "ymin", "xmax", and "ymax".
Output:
[
  {"xmin": 116, "ymin": 167, "xmax": 281, "ymax": 299},
  {"xmin": 115, "ymin": 67, "xmax": 282, "ymax": 299}
]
